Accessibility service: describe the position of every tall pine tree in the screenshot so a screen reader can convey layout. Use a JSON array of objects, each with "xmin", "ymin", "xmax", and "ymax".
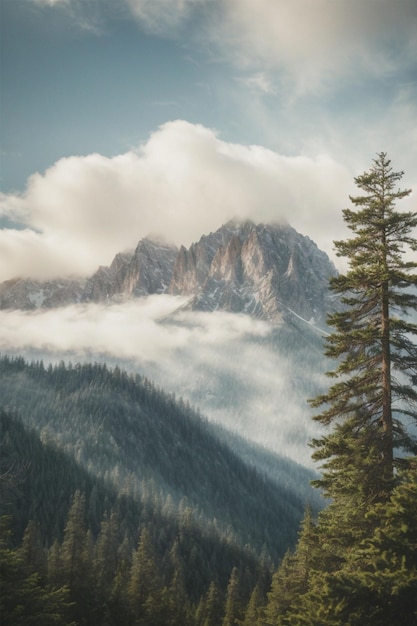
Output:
[
  {"xmin": 310, "ymin": 152, "xmax": 417, "ymax": 505},
  {"xmin": 290, "ymin": 153, "xmax": 417, "ymax": 624},
  {"xmin": 222, "ymin": 566, "xmax": 243, "ymax": 626}
]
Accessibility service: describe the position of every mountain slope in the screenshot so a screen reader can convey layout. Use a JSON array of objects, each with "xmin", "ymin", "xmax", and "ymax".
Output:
[
  {"xmin": 1, "ymin": 407, "xmax": 273, "ymax": 622},
  {"xmin": 169, "ymin": 220, "xmax": 336, "ymax": 323},
  {"xmin": 0, "ymin": 355, "xmax": 317, "ymax": 562},
  {"xmin": 83, "ymin": 239, "xmax": 178, "ymax": 302},
  {"xmin": 0, "ymin": 277, "xmax": 85, "ymax": 309}
]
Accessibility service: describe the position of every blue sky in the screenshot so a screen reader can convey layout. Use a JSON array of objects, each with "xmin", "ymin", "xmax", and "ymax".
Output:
[{"xmin": 1, "ymin": 0, "xmax": 416, "ymax": 280}]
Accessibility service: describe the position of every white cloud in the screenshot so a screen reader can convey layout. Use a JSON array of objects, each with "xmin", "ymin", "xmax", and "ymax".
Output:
[
  {"xmin": 29, "ymin": 0, "xmax": 417, "ymax": 97},
  {"xmin": 126, "ymin": 0, "xmax": 205, "ymax": 32},
  {"xmin": 116, "ymin": 0, "xmax": 417, "ymax": 97},
  {"xmin": 211, "ymin": 0, "xmax": 417, "ymax": 96},
  {"xmin": 0, "ymin": 298, "xmax": 273, "ymax": 361},
  {"xmin": 0, "ymin": 120, "xmax": 353, "ymax": 281},
  {"xmin": 0, "ymin": 297, "xmax": 188, "ymax": 361},
  {"xmin": 0, "ymin": 299, "xmax": 326, "ymax": 465}
]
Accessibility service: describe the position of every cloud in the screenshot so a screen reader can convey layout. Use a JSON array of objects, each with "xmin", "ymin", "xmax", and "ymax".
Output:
[
  {"xmin": 0, "ymin": 297, "xmax": 271, "ymax": 361},
  {"xmin": 210, "ymin": 0, "xmax": 417, "ymax": 97},
  {"xmin": 30, "ymin": 0, "xmax": 417, "ymax": 94},
  {"xmin": 0, "ymin": 299, "xmax": 327, "ymax": 465},
  {"xmin": 127, "ymin": 0, "xmax": 205, "ymax": 33},
  {"xmin": 0, "ymin": 297, "xmax": 188, "ymax": 360},
  {"xmin": 0, "ymin": 120, "xmax": 353, "ymax": 281},
  {"xmin": 117, "ymin": 0, "xmax": 417, "ymax": 97},
  {"xmin": 239, "ymin": 72, "xmax": 275, "ymax": 95}
]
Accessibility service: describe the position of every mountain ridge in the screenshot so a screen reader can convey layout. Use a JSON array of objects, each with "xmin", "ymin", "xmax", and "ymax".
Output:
[{"xmin": 0, "ymin": 219, "xmax": 337, "ymax": 324}]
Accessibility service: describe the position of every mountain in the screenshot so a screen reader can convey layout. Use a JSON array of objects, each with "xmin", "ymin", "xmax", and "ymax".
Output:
[
  {"xmin": 0, "ymin": 220, "xmax": 336, "ymax": 466},
  {"xmin": 0, "ymin": 276, "xmax": 85, "ymax": 309},
  {"xmin": 83, "ymin": 239, "xmax": 178, "ymax": 302},
  {"xmin": 2, "ymin": 359, "xmax": 319, "ymax": 623},
  {"xmin": 0, "ymin": 220, "xmax": 337, "ymax": 324},
  {"xmin": 169, "ymin": 220, "xmax": 336, "ymax": 324},
  {"xmin": 0, "ymin": 355, "xmax": 317, "ymax": 563},
  {"xmin": 82, "ymin": 251, "xmax": 133, "ymax": 302},
  {"xmin": 0, "ymin": 223, "xmax": 335, "ymax": 623}
]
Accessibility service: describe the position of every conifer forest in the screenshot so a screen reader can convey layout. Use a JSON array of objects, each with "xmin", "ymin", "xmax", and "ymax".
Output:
[{"xmin": 1, "ymin": 154, "xmax": 417, "ymax": 624}]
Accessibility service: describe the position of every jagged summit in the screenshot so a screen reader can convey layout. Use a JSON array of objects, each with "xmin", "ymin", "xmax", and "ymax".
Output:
[
  {"xmin": 169, "ymin": 220, "xmax": 336, "ymax": 323},
  {"xmin": 0, "ymin": 221, "xmax": 337, "ymax": 323},
  {"xmin": 84, "ymin": 238, "xmax": 178, "ymax": 302}
]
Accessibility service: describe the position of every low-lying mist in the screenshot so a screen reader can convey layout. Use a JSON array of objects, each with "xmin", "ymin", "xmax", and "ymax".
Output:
[{"xmin": 0, "ymin": 296, "xmax": 330, "ymax": 468}]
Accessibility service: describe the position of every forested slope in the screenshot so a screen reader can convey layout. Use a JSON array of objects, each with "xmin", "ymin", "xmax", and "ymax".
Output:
[{"xmin": 0, "ymin": 354, "xmax": 317, "ymax": 624}]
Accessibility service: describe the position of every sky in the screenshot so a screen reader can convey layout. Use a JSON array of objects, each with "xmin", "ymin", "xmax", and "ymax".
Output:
[{"xmin": 1, "ymin": 0, "xmax": 416, "ymax": 280}]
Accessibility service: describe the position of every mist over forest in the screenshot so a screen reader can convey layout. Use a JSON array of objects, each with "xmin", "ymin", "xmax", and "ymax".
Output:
[{"xmin": 0, "ymin": 295, "xmax": 331, "ymax": 468}]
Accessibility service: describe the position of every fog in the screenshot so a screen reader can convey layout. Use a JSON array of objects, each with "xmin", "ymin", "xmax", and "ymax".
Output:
[{"xmin": 0, "ymin": 296, "xmax": 329, "ymax": 467}]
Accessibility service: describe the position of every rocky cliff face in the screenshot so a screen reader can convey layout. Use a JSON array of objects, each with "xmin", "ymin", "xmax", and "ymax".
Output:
[
  {"xmin": 83, "ymin": 252, "xmax": 133, "ymax": 302},
  {"xmin": 83, "ymin": 239, "xmax": 178, "ymax": 302},
  {"xmin": 120, "ymin": 239, "xmax": 178, "ymax": 297},
  {"xmin": 169, "ymin": 220, "xmax": 336, "ymax": 323},
  {"xmin": 0, "ymin": 220, "xmax": 337, "ymax": 323},
  {"xmin": 0, "ymin": 277, "xmax": 85, "ymax": 310}
]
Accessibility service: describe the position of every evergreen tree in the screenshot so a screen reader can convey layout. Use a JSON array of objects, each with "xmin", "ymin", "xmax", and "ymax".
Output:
[
  {"xmin": 60, "ymin": 491, "xmax": 88, "ymax": 590},
  {"xmin": 242, "ymin": 581, "xmax": 265, "ymax": 626},
  {"xmin": 263, "ymin": 551, "xmax": 296, "ymax": 625},
  {"xmin": 288, "ymin": 460, "xmax": 417, "ymax": 626},
  {"xmin": 47, "ymin": 538, "xmax": 62, "ymax": 584},
  {"xmin": 59, "ymin": 490, "xmax": 96, "ymax": 622},
  {"xmin": 111, "ymin": 532, "xmax": 132, "ymax": 607},
  {"xmin": 0, "ymin": 515, "xmax": 72, "ymax": 626},
  {"xmin": 222, "ymin": 566, "xmax": 243, "ymax": 626},
  {"xmin": 94, "ymin": 510, "xmax": 120, "ymax": 599},
  {"xmin": 165, "ymin": 539, "xmax": 193, "ymax": 626},
  {"xmin": 271, "ymin": 154, "xmax": 417, "ymax": 625},
  {"xmin": 330, "ymin": 459, "xmax": 417, "ymax": 625},
  {"xmin": 19, "ymin": 519, "xmax": 47, "ymax": 581},
  {"xmin": 310, "ymin": 152, "xmax": 417, "ymax": 503},
  {"xmin": 199, "ymin": 581, "xmax": 224, "ymax": 626},
  {"xmin": 263, "ymin": 508, "xmax": 318, "ymax": 625},
  {"xmin": 127, "ymin": 527, "xmax": 163, "ymax": 625}
]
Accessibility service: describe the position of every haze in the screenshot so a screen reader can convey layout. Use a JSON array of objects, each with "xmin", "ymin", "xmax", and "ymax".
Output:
[{"xmin": 0, "ymin": 298, "xmax": 328, "ymax": 466}]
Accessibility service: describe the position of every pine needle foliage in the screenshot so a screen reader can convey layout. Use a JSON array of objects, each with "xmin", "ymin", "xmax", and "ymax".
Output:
[
  {"xmin": 251, "ymin": 153, "xmax": 417, "ymax": 626},
  {"xmin": 310, "ymin": 152, "xmax": 417, "ymax": 503}
]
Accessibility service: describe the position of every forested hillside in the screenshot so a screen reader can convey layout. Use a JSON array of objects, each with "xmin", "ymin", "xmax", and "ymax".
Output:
[{"xmin": 0, "ymin": 354, "xmax": 317, "ymax": 624}]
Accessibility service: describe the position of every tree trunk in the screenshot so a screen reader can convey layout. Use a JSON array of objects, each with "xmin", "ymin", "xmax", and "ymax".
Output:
[{"xmin": 381, "ymin": 277, "xmax": 393, "ymax": 483}]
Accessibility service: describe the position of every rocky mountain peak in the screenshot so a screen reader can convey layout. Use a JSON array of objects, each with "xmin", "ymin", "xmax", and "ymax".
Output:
[
  {"xmin": 83, "ymin": 238, "xmax": 178, "ymax": 302},
  {"xmin": 122, "ymin": 238, "xmax": 178, "ymax": 297},
  {"xmin": 169, "ymin": 220, "xmax": 337, "ymax": 323},
  {"xmin": 0, "ymin": 220, "xmax": 337, "ymax": 325},
  {"xmin": 83, "ymin": 251, "xmax": 133, "ymax": 302}
]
